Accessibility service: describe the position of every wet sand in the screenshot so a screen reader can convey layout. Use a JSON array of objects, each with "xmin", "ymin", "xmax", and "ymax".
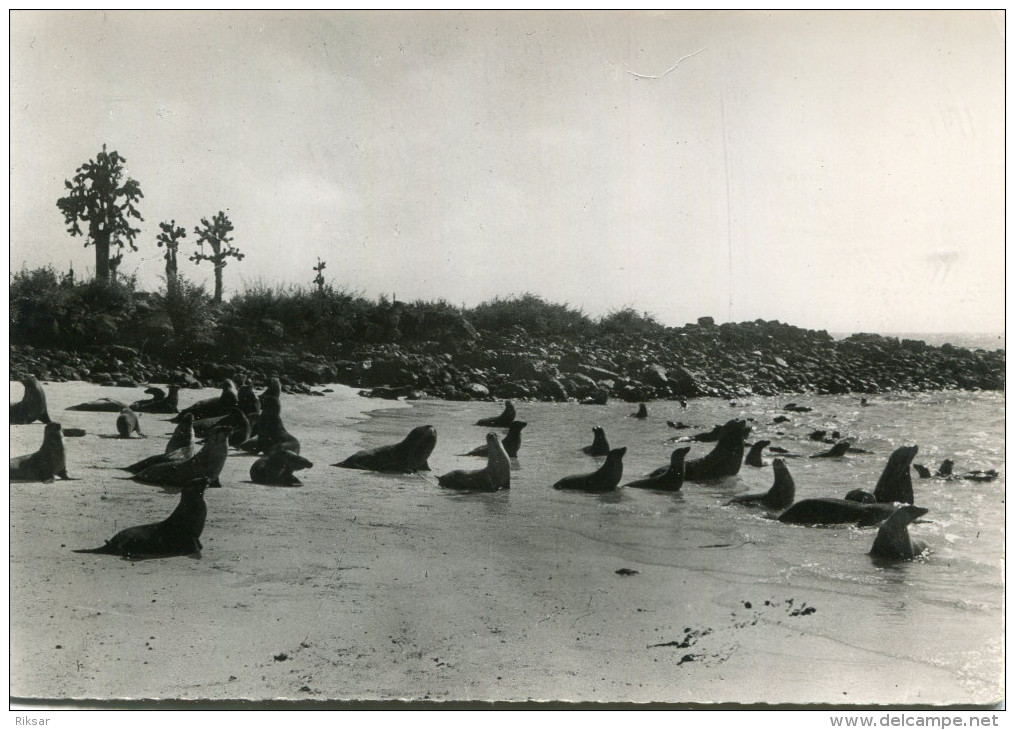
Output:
[{"xmin": 9, "ymin": 382, "xmax": 998, "ymax": 704}]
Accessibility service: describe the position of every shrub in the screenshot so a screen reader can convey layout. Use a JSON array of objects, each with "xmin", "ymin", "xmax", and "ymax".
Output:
[{"xmin": 466, "ymin": 293, "xmax": 593, "ymax": 336}]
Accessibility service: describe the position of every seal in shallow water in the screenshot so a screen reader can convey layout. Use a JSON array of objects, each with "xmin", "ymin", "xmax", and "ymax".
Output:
[
  {"xmin": 132, "ymin": 427, "xmax": 230, "ymax": 488},
  {"xmin": 623, "ymin": 447, "xmax": 688, "ymax": 491},
  {"xmin": 777, "ymin": 498, "xmax": 896, "ymax": 527},
  {"xmin": 744, "ymin": 440, "xmax": 771, "ymax": 467},
  {"xmin": 870, "ymin": 505, "xmax": 929, "ymax": 560},
  {"xmin": 553, "ymin": 447, "xmax": 626, "ymax": 493},
  {"xmin": 729, "ymin": 458, "xmax": 795, "ymax": 509},
  {"xmin": 250, "ymin": 448, "xmax": 314, "ymax": 486},
  {"xmin": 10, "ymin": 422, "xmax": 71, "ymax": 482},
  {"xmin": 810, "ymin": 441, "xmax": 850, "ymax": 459},
  {"xmin": 683, "ymin": 419, "xmax": 751, "ymax": 481},
  {"xmin": 10, "ymin": 375, "xmax": 51, "ymax": 424},
  {"xmin": 581, "ymin": 426, "xmax": 610, "ymax": 456},
  {"xmin": 476, "ymin": 400, "xmax": 516, "ymax": 427},
  {"xmin": 439, "ymin": 433, "xmax": 511, "ymax": 492},
  {"xmin": 461, "ymin": 421, "xmax": 527, "ymax": 458},
  {"xmin": 334, "ymin": 425, "xmax": 438, "ymax": 474},
  {"xmin": 73, "ymin": 478, "xmax": 208, "ymax": 559}
]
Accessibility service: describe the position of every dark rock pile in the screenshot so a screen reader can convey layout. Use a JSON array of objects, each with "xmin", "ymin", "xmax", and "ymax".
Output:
[{"xmin": 9, "ymin": 319, "xmax": 1005, "ymax": 402}]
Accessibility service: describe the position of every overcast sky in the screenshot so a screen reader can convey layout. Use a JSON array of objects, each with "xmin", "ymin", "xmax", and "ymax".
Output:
[{"xmin": 9, "ymin": 10, "xmax": 1005, "ymax": 333}]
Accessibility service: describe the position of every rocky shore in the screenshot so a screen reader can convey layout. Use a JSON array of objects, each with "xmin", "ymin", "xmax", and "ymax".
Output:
[{"xmin": 9, "ymin": 318, "xmax": 1005, "ymax": 401}]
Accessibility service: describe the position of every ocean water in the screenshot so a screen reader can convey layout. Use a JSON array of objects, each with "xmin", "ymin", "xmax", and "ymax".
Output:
[
  {"xmin": 368, "ymin": 390, "xmax": 1005, "ymax": 703},
  {"xmin": 831, "ymin": 332, "xmax": 1005, "ymax": 351}
]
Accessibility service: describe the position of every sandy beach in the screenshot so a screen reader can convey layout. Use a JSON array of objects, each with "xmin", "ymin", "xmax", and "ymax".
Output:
[{"xmin": 10, "ymin": 381, "xmax": 1003, "ymax": 704}]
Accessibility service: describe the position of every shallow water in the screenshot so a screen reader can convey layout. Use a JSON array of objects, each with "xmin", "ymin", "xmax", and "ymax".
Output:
[{"xmin": 9, "ymin": 383, "xmax": 1004, "ymax": 703}]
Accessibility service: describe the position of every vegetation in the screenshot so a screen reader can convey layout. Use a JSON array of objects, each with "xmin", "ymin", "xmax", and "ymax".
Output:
[
  {"xmin": 190, "ymin": 211, "xmax": 242, "ymax": 303},
  {"xmin": 465, "ymin": 293, "xmax": 593, "ymax": 336},
  {"xmin": 55, "ymin": 145, "xmax": 144, "ymax": 283},
  {"xmin": 156, "ymin": 220, "xmax": 188, "ymax": 291}
]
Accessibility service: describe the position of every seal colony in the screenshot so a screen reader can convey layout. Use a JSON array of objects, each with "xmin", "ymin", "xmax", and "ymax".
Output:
[{"xmin": 9, "ymin": 376, "xmax": 965, "ymax": 574}]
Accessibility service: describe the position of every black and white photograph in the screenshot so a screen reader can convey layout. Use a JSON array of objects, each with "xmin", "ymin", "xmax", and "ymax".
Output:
[{"xmin": 8, "ymin": 10, "xmax": 1005, "ymax": 709}]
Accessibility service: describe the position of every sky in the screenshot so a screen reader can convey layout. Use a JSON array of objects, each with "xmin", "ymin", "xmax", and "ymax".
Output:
[{"xmin": 8, "ymin": 10, "xmax": 1006, "ymax": 334}]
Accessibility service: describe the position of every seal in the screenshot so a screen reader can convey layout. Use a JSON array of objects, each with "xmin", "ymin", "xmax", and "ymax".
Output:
[
  {"xmin": 131, "ymin": 426, "xmax": 230, "ymax": 488},
  {"xmin": 811, "ymin": 441, "xmax": 850, "ymax": 459},
  {"xmin": 238, "ymin": 382, "xmax": 261, "ymax": 423},
  {"xmin": 630, "ymin": 403, "xmax": 648, "ymax": 419},
  {"xmin": 783, "ymin": 403, "xmax": 812, "ymax": 413},
  {"xmin": 623, "ymin": 447, "xmax": 688, "ymax": 491},
  {"xmin": 73, "ymin": 477, "xmax": 208, "ymax": 559},
  {"xmin": 195, "ymin": 408, "xmax": 250, "ymax": 447},
  {"xmin": 729, "ymin": 458, "xmax": 795, "ymax": 509},
  {"xmin": 10, "ymin": 422, "xmax": 71, "ymax": 482},
  {"xmin": 237, "ymin": 397, "xmax": 298, "ymax": 455},
  {"xmin": 553, "ymin": 447, "xmax": 627, "ymax": 493},
  {"xmin": 10, "ymin": 375, "xmax": 51, "ymax": 424},
  {"xmin": 683, "ymin": 419, "xmax": 751, "ymax": 481},
  {"xmin": 461, "ymin": 421, "xmax": 527, "ymax": 458},
  {"xmin": 250, "ymin": 448, "xmax": 314, "ymax": 487},
  {"xmin": 116, "ymin": 407, "xmax": 144, "ymax": 439},
  {"xmin": 844, "ymin": 489, "xmax": 877, "ymax": 504},
  {"xmin": 438, "ymin": 433, "xmax": 511, "ymax": 492},
  {"xmin": 936, "ymin": 459, "xmax": 954, "ymax": 478},
  {"xmin": 476, "ymin": 400, "xmax": 516, "ymax": 428},
  {"xmin": 334, "ymin": 424, "xmax": 437, "ymax": 474},
  {"xmin": 744, "ymin": 440, "xmax": 771, "ymax": 467},
  {"xmin": 913, "ymin": 464, "xmax": 932, "ymax": 479},
  {"xmin": 778, "ymin": 498, "xmax": 896, "ymax": 527},
  {"xmin": 872, "ymin": 445, "xmax": 918, "ymax": 504},
  {"xmin": 171, "ymin": 379, "xmax": 239, "ymax": 423},
  {"xmin": 130, "ymin": 385, "xmax": 181, "ymax": 414},
  {"xmin": 66, "ymin": 397, "xmax": 127, "ymax": 412},
  {"xmin": 581, "ymin": 426, "xmax": 610, "ymax": 456},
  {"xmin": 124, "ymin": 414, "xmax": 196, "ymax": 474},
  {"xmin": 259, "ymin": 377, "xmax": 282, "ymax": 408},
  {"xmin": 870, "ymin": 505, "xmax": 929, "ymax": 560}
]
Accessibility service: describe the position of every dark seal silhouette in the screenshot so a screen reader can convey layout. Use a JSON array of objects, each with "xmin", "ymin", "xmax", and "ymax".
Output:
[
  {"xmin": 67, "ymin": 397, "xmax": 127, "ymax": 412},
  {"xmin": 334, "ymin": 425, "xmax": 438, "ymax": 474},
  {"xmin": 630, "ymin": 403, "xmax": 648, "ymax": 419},
  {"xmin": 124, "ymin": 414, "xmax": 195, "ymax": 474},
  {"xmin": 476, "ymin": 400, "xmax": 516, "ymax": 427},
  {"xmin": 73, "ymin": 478, "xmax": 209, "ymax": 559},
  {"xmin": 778, "ymin": 498, "xmax": 896, "ymax": 527},
  {"xmin": 10, "ymin": 422, "xmax": 71, "ymax": 482},
  {"xmin": 172, "ymin": 380, "xmax": 239, "ymax": 423},
  {"xmin": 744, "ymin": 439, "xmax": 771, "ymax": 467},
  {"xmin": 238, "ymin": 397, "xmax": 299, "ymax": 455},
  {"xmin": 10, "ymin": 375, "xmax": 51, "ymax": 424},
  {"xmin": 461, "ymin": 421, "xmax": 527, "ymax": 458},
  {"xmin": 250, "ymin": 448, "xmax": 314, "ymax": 486},
  {"xmin": 132, "ymin": 427, "xmax": 230, "ymax": 488},
  {"xmin": 116, "ymin": 407, "xmax": 144, "ymax": 438},
  {"xmin": 683, "ymin": 419, "xmax": 751, "ymax": 481},
  {"xmin": 623, "ymin": 447, "xmax": 688, "ymax": 491},
  {"xmin": 870, "ymin": 505, "xmax": 929, "ymax": 561},
  {"xmin": 581, "ymin": 426, "xmax": 610, "ymax": 456},
  {"xmin": 439, "ymin": 433, "xmax": 511, "ymax": 492},
  {"xmin": 811, "ymin": 441, "xmax": 851, "ymax": 459},
  {"xmin": 729, "ymin": 458, "xmax": 795, "ymax": 509},
  {"xmin": 130, "ymin": 385, "xmax": 180, "ymax": 414},
  {"xmin": 553, "ymin": 447, "xmax": 626, "ymax": 493}
]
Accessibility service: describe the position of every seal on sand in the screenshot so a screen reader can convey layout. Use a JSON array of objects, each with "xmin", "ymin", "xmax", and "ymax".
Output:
[
  {"xmin": 250, "ymin": 448, "xmax": 314, "ymax": 486},
  {"xmin": 66, "ymin": 397, "xmax": 127, "ymax": 412},
  {"xmin": 729, "ymin": 458, "xmax": 795, "ymax": 509},
  {"xmin": 870, "ymin": 505, "xmax": 929, "ymax": 560},
  {"xmin": 623, "ymin": 447, "xmax": 688, "ymax": 491},
  {"xmin": 630, "ymin": 403, "xmax": 648, "ymax": 419},
  {"xmin": 744, "ymin": 440, "xmax": 771, "ymax": 467},
  {"xmin": 73, "ymin": 478, "xmax": 208, "ymax": 559},
  {"xmin": 130, "ymin": 385, "xmax": 180, "ymax": 414},
  {"xmin": 259, "ymin": 377, "xmax": 282, "ymax": 408},
  {"xmin": 10, "ymin": 375, "xmax": 51, "ymax": 424},
  {"xmin": 476, "ymin": 400, "xmax": 516, "ymax": 428},
  {"xmin": 553, "ymin": 447, "xmax": 626, "ymax": 493},
  {"xmin": 124, "ymin": 414, "xmax": 197, "ymax": 474},
  {"xmin": 461, "ymin": 421, "xmax": 527, "ymax": 458},
  {"xmin": 581, "ymin": 426, "xmax": 610, "ymax": 456},
  {"xmin": 334, "ymin": 425, "xmax": 438, "ymax": 474},
  {"xmin": 811, "ymin": 441, "xmax": 850, "ymax": 459},
  {"xmin": 777, "ymin": 498, "xmax": 895, "ymax": 527},
  {"xmin": 131, "ymin": 426, "xmax": 230, "ymax": 488},
  {"xmin": 116, "ymin": 407, "xmax": 144, "ymax": 438},
  {"xmin": 438, "ymin": 433, "xmax": 510, "ymax": 492},
  {"xmin": 172, "ymin": 380, "xmax": 239, "ymax": 423},
  {"xmin": 683, "ymin": 419, "xmax": 751, "ymax": 481},
  {"xmin": 10, "ymin": 422, "xmax": 71, "ymax": 482},
  {"xmin": 237, "ymin": 397, "xmax": 298, "ymax": 455}
]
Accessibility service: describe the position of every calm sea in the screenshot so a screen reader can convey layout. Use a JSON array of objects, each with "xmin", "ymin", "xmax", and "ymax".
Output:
[{"xmin": 831, "ymin": 332, "xmax": 1005, "ymax": 351}]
